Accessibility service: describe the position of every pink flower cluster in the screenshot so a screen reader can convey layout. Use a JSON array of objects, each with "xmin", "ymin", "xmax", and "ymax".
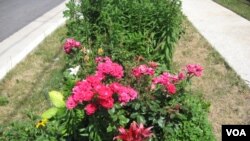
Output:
[
  {"xmin": 96, "ymin": 57, "xmax": 124, "ymax": 79},
  {"xmin": 63, "ymin": 38, "xmax": 81, "ymax": 54},
  {"xmin": 132, "ymin": 64, "xmax": 155, "ymax": 78},
  {"xmin": 186, "ymin": 64, "xmax": 203, "ymax": 77},
  {"xmin": 66, "ymin": 57, "xmax": 137, "ymax": 115},
  {"xmin": 110, "ymin": 83, "xmax": 138, "ymax": 105},
  {"xmin": 152, "ymin": 72, "xmax": 184, "ymax": 94},
  {"xmin": 151, "ymin": 64, "xmax": 203, "ymax": 95},
  {"xmin": 114, "ymin": 121, "xmax": 153, "ymax": 141}
]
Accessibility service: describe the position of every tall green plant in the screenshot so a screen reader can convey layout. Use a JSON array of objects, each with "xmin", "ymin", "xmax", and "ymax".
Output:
[{"xmin": 64, "ymin": 0, "xmax": 183, "ymax": 68}]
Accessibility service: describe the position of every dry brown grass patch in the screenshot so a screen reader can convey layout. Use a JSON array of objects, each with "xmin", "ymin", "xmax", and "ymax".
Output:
[
  {"xmin": 0, "ymin": 27, "xmax": 67, "ymax": 125},
  {"xmin": 173, "ymin": 19, "xmax": 250, "ymax": 140}
]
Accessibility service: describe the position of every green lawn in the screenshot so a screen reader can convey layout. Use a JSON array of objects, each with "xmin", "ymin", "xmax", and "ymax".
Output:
[{"xmin": 214, "ymin": 0, "xmax": 250, "ymax": 20}]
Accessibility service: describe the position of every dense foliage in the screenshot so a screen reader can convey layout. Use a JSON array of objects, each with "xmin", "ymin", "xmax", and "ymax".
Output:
[{"xmin": 64, "ymin": 0, "xmax": 183, "ymax": 67}]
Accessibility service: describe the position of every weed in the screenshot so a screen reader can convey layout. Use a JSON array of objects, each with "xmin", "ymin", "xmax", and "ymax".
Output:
[{"xmin": 0, "ymin": 96, "xmax": 8, "ymax": 106}]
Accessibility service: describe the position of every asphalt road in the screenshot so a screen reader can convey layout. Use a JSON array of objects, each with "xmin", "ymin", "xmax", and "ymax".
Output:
[{"xmin": 0, "ymin": 0, "xmax": 65, "ymax": 42}]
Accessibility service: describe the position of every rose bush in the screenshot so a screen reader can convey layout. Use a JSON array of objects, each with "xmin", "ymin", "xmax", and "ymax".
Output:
[{"xmin": 31, "ymin": 37, "xmax": 211, "ymax": 140}]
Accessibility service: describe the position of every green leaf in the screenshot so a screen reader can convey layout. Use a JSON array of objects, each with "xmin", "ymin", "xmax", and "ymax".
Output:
[
  {"xmin": 130, "ymin": 113, "xmax": 138, "ymax": 118},
  {"xmin": 137, "ymin": 115, "xmax": 146, "ymax": 124},
  {"xmin": 134, "ymin": 103, "xmax": 140, "ymax": 110},
  {"xmin": 119, "ymin": 115, "xmax": 130, "ymax": 125},
  {"xmin": 41, "ymin": 107, "xmax": 58, "ymax": 119},
  {"xmin": 49, "ymin": 91, "xmax": 65, "ymax": 108},
  {"xmin": 107, "ymin": 124, "xmax": 116, "ymax": 133},
  {"xmin": 107, "ymin": 126, "xmax": 112, "ymax": 132},
  {"xmin": 56, "ymin": 108, "xmax": 66, "ymax": 117},
  {"xmin": 108, "ymin": 107, "xmax": 115, "ymax": 115},
  {"xmin": 80, "ymin": 133, "xmax": 88, "ymax": 137},
  {"xmin": 157, "ymin": 117, "xmax": 165, "ymax": 128}
]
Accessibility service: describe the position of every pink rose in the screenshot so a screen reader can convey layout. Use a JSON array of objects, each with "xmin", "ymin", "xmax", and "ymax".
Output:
[
  {"xmin": 96, "ymin": 85, "xmax": 113, "ymax": 100},
  {"xmin": 166, "ymin": 83, "xmax": 176, "ymax": 95},
  {"xmin": 63, "ymin": 38, "xmax": 81, "ymax": 54},
  {"xmin": 99, "ymin": 98, "xmax": 114, "ymax": 109},
  {"xmin": 132, "ymin": 64, "xmax": 155, "ymax": 78},
  {"xmin": 66, "ymin": 96, "xmax": 77, "ymax": 110},
  {"xmin": 84, "ymin": 103, "xmax": 97, "ymax": 115},
  {"xmin": 186, "ymin": 64, "xmax": 203, "ymax": 77},
  {"xmin": 178, "ymin": 72, "xmax": 185, "ymax": 80}
]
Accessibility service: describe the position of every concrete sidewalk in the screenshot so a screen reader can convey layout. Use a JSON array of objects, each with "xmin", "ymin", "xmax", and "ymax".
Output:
[
  {"xmin": 182, "ymin": 0, "xmax": 250, "ymax": 87},
  {"xmin": 0, "ymin": 0, "xmax": 68, "ymax": 80}
]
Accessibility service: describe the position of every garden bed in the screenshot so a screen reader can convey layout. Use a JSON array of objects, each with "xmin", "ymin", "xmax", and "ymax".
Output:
[{"xmin": 0, "ymin": 1, "xmax": 221, "ymax": 141}]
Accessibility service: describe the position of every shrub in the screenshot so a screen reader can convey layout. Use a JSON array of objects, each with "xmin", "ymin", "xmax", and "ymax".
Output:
[
  {"xmin": 164, "ymin": 93, "xmax": 216, "ymax": 141},
  {"xmin": 37, "ymin": 54, "xmax": 214, "ymax": 140},
  {"xmin": 64, "ymin": 0, "xmax": 183, "ymax": 68},
  {"xmin": 0, "ymin": 113, "xmax": 65, "ymax": 141}
]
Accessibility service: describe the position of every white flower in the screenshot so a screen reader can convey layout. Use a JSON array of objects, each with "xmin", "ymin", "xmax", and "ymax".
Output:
[
  {"xmin": 68, "ymin": 65, "xmax": 80, "ymax": 76},
  {"xmin": 86, "ymin": 49, "xmax": 91, "ymax": 54}
]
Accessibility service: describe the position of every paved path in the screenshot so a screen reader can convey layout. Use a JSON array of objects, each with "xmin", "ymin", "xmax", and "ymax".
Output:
[
  {"xmin": 0, "ymin": 0, "xmax": 65, "ymax": 42},
  {"xmin": 0, "ymin": 0, "xmax": 68, "ymax": 80},
  {"xmin": 182, "ymin": 0, "xmax": 250, "ymax": 87}
]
